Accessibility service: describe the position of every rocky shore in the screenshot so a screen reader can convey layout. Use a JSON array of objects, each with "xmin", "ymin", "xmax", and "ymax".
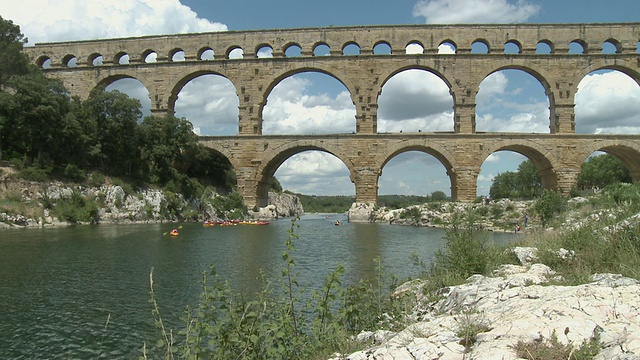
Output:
[
  {"xmin": 331, "ymin": 250, "xmax": 640, "ymax": 359},
  {"xmin": 0, "ymin": 178, "xmax": 303, "ymax": 229},
  {"xmin": 348, "ymin": 199, "xmax": 534, "ymax": 233}
]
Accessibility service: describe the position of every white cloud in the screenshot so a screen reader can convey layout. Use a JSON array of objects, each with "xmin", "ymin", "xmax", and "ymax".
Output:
[
  {"xmin": 413, "ymin": 0, "xmax": 540, "ymax": 24},
  {"xmin": 1, "ymin": 0, "xmax": 227, "ymax": 44},
  {"xmin": 262, "ymin": 76, "xmax": 356, "ymax": 134},
  {"xmin": 575, "ymin": 70, "xmax": 640, "ymax": 134},
  {"xmin": 274, "ymin": 151, "xmax": 354, "ymax": 195}
]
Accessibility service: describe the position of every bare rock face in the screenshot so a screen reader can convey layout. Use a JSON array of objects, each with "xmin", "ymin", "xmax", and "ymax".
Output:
[
  {"xmin": 331, "ymin": 264, "xmax": 640, "ymax": 360},
  {"xmin": 250, "ymin": 192, "xmax": 304, "ymax": 220}
]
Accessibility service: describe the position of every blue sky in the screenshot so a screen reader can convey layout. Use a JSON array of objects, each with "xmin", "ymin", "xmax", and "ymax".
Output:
[{"xmin": 2, "ymin": 0, "xmax": 640, "ymax": 197}]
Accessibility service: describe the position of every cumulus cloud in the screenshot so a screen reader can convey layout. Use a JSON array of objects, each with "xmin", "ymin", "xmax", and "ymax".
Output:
[
  {"xmin": 413, "ymin": 0, "xmax": 540, "ymax": 24},
  {"xmin": 575, "ymin": 71, "xmax": 640, "ymax": 134},
  {"xmin": 1, "ymin": 0, "xmax": 227, "ymax": 44},
  {"xmin": 274, "ymin": 152, "xmax": 353, "ymax": 195},
  {"xmin": 262, "ymin": 75, "xmax": 356, "ymax": 135}
]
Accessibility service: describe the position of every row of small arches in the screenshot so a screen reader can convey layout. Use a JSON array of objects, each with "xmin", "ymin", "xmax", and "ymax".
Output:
[{"xmin": 39, "ymin": 38, "xmax": 639, "ymax": 69}]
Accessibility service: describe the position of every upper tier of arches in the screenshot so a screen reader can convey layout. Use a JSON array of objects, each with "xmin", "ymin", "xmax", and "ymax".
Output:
[{"xmin": 24, "ymin": 23, "xmax": 640, "ymax": 68}]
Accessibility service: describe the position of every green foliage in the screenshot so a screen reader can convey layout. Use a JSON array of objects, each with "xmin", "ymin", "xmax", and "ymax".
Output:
[
  {"xmin": 426, "ymin": 210, "xmax": 517, "ymax": 291},
  {"xmin": 399, "ymin": 206, "xmax": 422, "ymax": 221},
  {"xmin": 489, "ymin": 160, "xmax": 542, "ymax": 200},
  {"xmin": 51, "ymin": 190, "xmax": 99, "ymax": 224},
  {"xmin": 0, "ymin": 16, "xmax": 30, "ymax": 88},
  {"xmin": 512, "ymin": 329, "xmax": 600, "ymax": 360},
  {"xmin": 63, "ymin": 164, "xmax": 86, "ymax": 182},
  {"xmin": 577, "ymin": 153, "xmax": 631, "ymax": 190},
  {"xmin": 212, "ymin": 191, "xmax": 247, "ymax": 219},
  {"xmin": 17, "ymin": 165, "xmax": 50, "ymax": 182},
  {"xmin": 144, "ymin": 218, "xmax": 410, "ymax": 359},
  {"xmin": 533, "ymin": 189, "xmax": 566, "ymax": 227},
  {"xmin": 297, "ymin": 194, "xmax": 355, "ymax": 213}
]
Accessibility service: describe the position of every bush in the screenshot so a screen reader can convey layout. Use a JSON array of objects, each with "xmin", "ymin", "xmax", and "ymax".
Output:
[
  {"xmin": 18, "ymin": 166, "xmax": 50, "ymax": 182},
  {"xmin": 533, "ymin": 189, "xmax": 566, "ymax": 227},
  {"xmin": 63, "ymin": 164, "xmax": 86, "ymax": 182},
  {"xmin": 51, "ymin": 191, "xmax": 99, "ymax": 223}
]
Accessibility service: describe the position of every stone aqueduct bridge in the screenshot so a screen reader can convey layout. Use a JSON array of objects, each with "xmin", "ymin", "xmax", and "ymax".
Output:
[{"xmin": 24, "ymin": 23, "xmax": 640, "ymax": 207}]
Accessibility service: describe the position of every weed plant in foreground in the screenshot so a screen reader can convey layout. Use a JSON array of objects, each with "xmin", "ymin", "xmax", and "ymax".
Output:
[{"xmin": 142, "ymin": 217, "xmax": 414, "ymax": 360}]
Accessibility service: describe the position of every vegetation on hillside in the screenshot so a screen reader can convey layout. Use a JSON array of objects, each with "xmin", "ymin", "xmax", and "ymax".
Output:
[{"xmin": 0, "ymin": 16, "xmax": 234, "ymax": 203}]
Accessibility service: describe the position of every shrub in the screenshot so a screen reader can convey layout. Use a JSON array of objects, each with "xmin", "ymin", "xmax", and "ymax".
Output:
[
  {"xmin": 18, "ymin": 166, "xmax": 50, "ymax": 182},
  {"xmin": 533, "ymin": 189, "xmax": 566, "ymax": 227},
  {"xmin": 51, "ymin": 191, "xmax": 100, "ymax": 224},
  {"xmin": 63, "ymin": 164, "xmax": 86, "ymax": 182}
]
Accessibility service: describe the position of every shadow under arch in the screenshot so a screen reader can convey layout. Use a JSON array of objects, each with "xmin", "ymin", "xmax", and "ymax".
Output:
[
  {"xmin": 255, "ymin": 141, "xmax": 357, "ymax": 207},
  {"xmin": 479, "ymin": 141, "xmax": 559, "ymax": 192},
  {"xmin": 579, "ymin": 140, "xmax": 640, "ymax": 181},
  {"xmin": 167, "ymin": 69, "xmax": 238, "ymax": 117},
  {"xmin": 378, "ymin": 142, "xmax": 457, "ymax": 199}
]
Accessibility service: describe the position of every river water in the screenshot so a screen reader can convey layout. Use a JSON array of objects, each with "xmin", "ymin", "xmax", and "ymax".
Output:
[{"xmin": 0, "ymin": 214, "xmax": 514, "ymax": 359}]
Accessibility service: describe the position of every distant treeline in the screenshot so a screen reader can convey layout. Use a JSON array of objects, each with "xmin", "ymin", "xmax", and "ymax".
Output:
[{"xmin": 291, "ymin": 191, "xmax": 448, "ymax": 213}]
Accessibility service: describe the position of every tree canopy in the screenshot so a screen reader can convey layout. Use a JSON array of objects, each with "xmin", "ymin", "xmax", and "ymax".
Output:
[
  {"xmin": 489, "ymin": 159, "xmax": 542, "ymax": 200},
  {"xmin": 577, "ymin": 153, "xmax": 631, "ymax": 190}
]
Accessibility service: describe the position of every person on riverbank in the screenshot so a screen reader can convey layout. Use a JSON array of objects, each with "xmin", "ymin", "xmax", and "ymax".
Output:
[{"xmin": 524, "ymin": 213, "xmax": 529, "ymax": 227}]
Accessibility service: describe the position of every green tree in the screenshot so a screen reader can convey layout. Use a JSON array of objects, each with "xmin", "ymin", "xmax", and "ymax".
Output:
[
  {"xmin": 577, "ymin": 153, "xmax": 631, "ymax": 190},
  {"xmin": 533, "ymin": 189, "xmax": 565, "ymax": 227},
  {"xmin": 84, "ymin": 90, "xmax": 141, "ymax": 175},
  {"xmin": 136, "ymin": 114, "xmax": 198, "ymax": 184},
  {"xmin": 489, "ymin": 160, "xmax": 542, "ymax": 200},
  {"xmin": 0, "ymin": 16, "xmax": 29, "ymax": 88},
  {"xmin": 1, "ymin": 70, "xmax": 71, "ymax": 165}
]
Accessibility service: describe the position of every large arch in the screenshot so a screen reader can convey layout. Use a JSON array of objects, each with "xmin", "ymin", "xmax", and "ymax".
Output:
[
  {"xmin": 254, "ymin": 141, "xmax": 357, "ymax": 206},
  {"xmin": 578, "ymin": 140, "xmax": 640, "ymax": 181},
  {"xmin": 377, "ymin": 141, "xmax": 458, "ymax": 200},
  {"xmin": 476, "ymin": 65, "xmax": 554, "ymax": 133},
  {"xmin": 259, "ymin": 67, "xmax": 358, "ymax": 134},
  {"xmin": 478, "ymin": 140, "xmax": 559, "ymax": 192}
]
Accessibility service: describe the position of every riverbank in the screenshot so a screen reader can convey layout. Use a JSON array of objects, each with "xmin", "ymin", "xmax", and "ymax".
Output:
[{"xmin": 0, "ymin": 170, "xmax": 304, "ymax": 229}]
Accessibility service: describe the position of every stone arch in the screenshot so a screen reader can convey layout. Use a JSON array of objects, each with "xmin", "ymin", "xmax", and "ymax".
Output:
[
  {"xmin": 283, "ymin": 42, "xmax": 303, "ymax": 57},
  {"xmin": 36, "ymin": 55, "xmax": 51, "ymax": 68},
  {"xmin": 141, "ymin": 49, "xmax": 157, "ymax": 63},
  {"xmin": 439, "ymin": 39, "xmax": 457, "ymax": 53},
  {"xmin": 259, "ymin": 66, "xmax": 358, "ymax": 121},
  {"xmin": 255, "ymin": 141, "xmax": 357, "ymax": 206},
  {"xmin": 197, "ymin": 139, "xmax": 239, "ymax": 170},
  {"xmin": 573, "ymin": 62, "xmax": 640, "ymax": 88},
  {"xmin": 477, "ymin": 65, "xmax": 555, "ymax": 132},
  {"xmin": 377, "ymin": 140, "xmax": 459, "ymax": 199},
  {"xmin": 198, "ymin": 47, "xmax": 215, "ymax": 60},
  {"xmin": 342, "ymin": 41, "xmax": 360, "ymax": 55},
  {"xmin": 504, "ymin": 40, "xmax": 522, "ymax": 54},
  {"xmin": 478, "ymin": 140, "xmax": 559, "ymax": 191},
  {"xmin": 603, "ymin": 38, "xmax": 623, "ymax": 54},
  {"xmin": 578, "ymin": 140, "xmax": 640, "ymax": 181},
  {"xmin": 87, "ymin": 53, "xmax": 103, "ymax": 66},
  {"xmin": 373, "ymin": 41, "xmax": 391, "ymax": 54},
  {"xmin": 312, "ymin": 42, "xmax": 331, "ymax": 56},
  {"xmin": 114, "ymin": 51, "xmax": 130, "ymax": 65},
  {"xmin": 569, "ymin": 39, "xmax": 587, "ymax": 54},
  {"xmin": 536, "ymin": 40, "xmax": 554, "ymax": 54},
  {"xmin": 471, "ymin": 39, "xmax": 490, "ymax": 53},
  {"xmin": 376, "ymin": 64, "xmax": 455, "ymax": 105},
  {"xmin": 167, "ymin": 68, "xmax": 238, "ymax": 117}
]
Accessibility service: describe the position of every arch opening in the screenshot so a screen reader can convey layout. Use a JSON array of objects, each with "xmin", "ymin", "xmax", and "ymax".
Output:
[
  {"xmin": 101, "ymin": 77, "xmax": 151, "ymax": 118},
  {"xmin": 471, "ymin": 41, "xmax": 489, "ymax": 54},
  {"xmin": 377, "ymin": 69, "xmax": 453, "ymax": 133},
  {"xmin": 379, "ymin": 150, "xmax": 451, "ymax": 199},
  {"xmin": 569, "ymin": 40, "xmax": 586, "ymax": 54},
  {"xmin": 257, "ymin": 45, "xmax": 273, "ymax": 58},
  {"xmin": 536, "ymin": 41, "xmax": 552, "ymax": 54},
  {"xmin": 199, "ymin": 48, "xmax": 215, "ymax": 60},
  {"xmin": 476, "ymin": 69, "xmax": 550, "ymax": 133},
  {"xmin": 405, "ymin": 42, "xmax": 424, "ymax": 54},
  {"xmin": 228, "ymin": 47, "xmax": 244, "ymax": 59},
  {"xmin": 577, "ymin": 151, "xmax": 633, "ymax": 193},
  {"xmin": 285, "ymin": 44, "xmax": 302, "ymax": 57},
  {"xmin": 313, "ymin": 43, "xmax": 330, "ymax": 56},
  {"xmin": 575, "ymin": 69, "xmax": 640, "ymax": 134},
  {"xmin": 257, "ymin": 149, "xmax": 354, "ymax": 206},
  {"xmin": 144, "ymin": 51, "xmax": 157, "ymax": 63},
  {"xmin": 262, "ymin": 71, "xmax": 356, "ymax": 135},
  {"xmin": 116, "ymin": 53, "xmax": 130, "ymax": 65},
  {"xmin": 173, "ymin": 73, "xmax": 239, "ymax": 136},
  {"xmin": 373, "ymin": 42, "xmax": 391, "ymax": 55},
  {"xmin": 438, "ymin": 41, "xmax": 456, "ymax": 54},
  {"xmin": 342, "ymin": 43, "xmax": 360, "ymax": 55},
  {"xmin": 171, "ymin": 50, "xmax": 186, "ymax": 62},
  {"xmin": 504, "ymin": 41, "xmax": 521, "ymax": 54}
]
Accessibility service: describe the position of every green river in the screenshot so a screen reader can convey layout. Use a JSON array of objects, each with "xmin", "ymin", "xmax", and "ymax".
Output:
[{"xmin": 0, "ymin": 214, "xmax": 514, "ymax": 359}]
